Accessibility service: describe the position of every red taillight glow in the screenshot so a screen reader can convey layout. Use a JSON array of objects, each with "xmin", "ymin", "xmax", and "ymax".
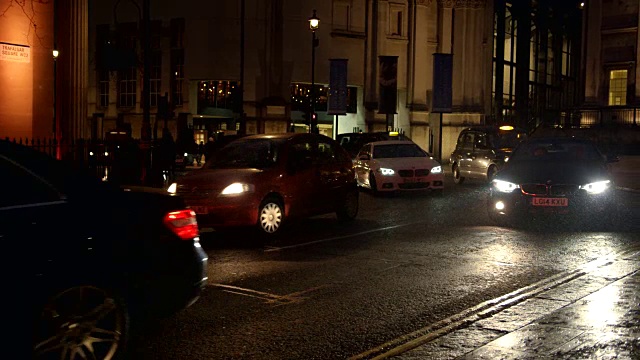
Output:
[{"xmin": 163, "ymin": 209, "xmax": 199, "ymax": 240}]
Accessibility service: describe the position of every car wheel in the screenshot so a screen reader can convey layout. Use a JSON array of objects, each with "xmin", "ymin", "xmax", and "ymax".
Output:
[
  {"xmin": 337, "ymin": 189, "xmax": 359, "ymax": 221},
  {"xmin": 258, "ymin": 197, "xmax": 284, "ymax": 234},
  {"xmin": 453, "ymin": 164, "xmax": 465, "ymax": 184},
  {"xmin": 486, "ymin": 165, "xmax": 498, "ymax": 183},
  {"xmin": 369, "ymin": 172, "xmax": 378, "ymax": 194},
  {"xmin": 33, "ymin": 285, "xmax": 129, "ymax": 360}
]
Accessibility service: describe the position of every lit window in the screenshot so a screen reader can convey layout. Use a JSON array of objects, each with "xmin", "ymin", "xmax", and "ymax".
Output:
[{"xmin": 608, "ymin": 70, "xmax": 627, "ymax": 106}]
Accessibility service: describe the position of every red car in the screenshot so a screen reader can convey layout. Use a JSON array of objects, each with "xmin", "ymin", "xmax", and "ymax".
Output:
[{"xmin": 169, "ymin": 133, "xmax": 359, "ymax": 235}]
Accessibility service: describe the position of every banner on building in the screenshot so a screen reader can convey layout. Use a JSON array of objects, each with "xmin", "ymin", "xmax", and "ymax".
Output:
[
  {"xmin": 0, "ymin": 42, "xmax": 30, "ymax": 63},
  {"xmin": 432, "ymin": 53, "xmax": 453, "ymax": 113},
  {"xmin": 378, "ymin": 56, "xmax": 398, "ymax": 114},
  {"xmin": 328, "ymin": 59, "xmax": 349, "ymax": 115}
]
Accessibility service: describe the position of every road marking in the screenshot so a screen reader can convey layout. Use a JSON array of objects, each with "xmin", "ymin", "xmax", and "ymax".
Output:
[
  {"xmin": 350, "ymin": 246, "xmax": 640, "ymax": 359},
  {"xmin": 209, "ymin": 283, "xmax": 331, "ymax": 306},
  {"xmin": 349, "ymin": 269, "xmax": 585, "ymax": 360},
  {"xmin": 264, "ymin": 222, "xmax": 422, "ymax": 252}
]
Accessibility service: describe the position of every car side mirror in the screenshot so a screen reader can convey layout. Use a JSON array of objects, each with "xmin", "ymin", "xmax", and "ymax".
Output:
[{"xmin": 358, "ymin": 154, "xmax": 370, "ymax": 161}]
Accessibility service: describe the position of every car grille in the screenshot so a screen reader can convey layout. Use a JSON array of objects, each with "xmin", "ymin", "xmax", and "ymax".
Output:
[
  {"xmin": 176, "ymin": 185, "xmax": 215, "ymax": 200},
  {"xmin": 520, "ymin": 183, "xmax": 580, "ymax": 196},
  {"xmin": 398, "ymin": 169, "xmax": 430, "ymax": 177}
]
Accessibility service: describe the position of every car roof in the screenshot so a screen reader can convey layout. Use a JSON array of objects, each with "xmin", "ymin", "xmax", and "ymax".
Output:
[
  {"xmin": 369, "ymin": 140, "xmax": 416, "ymax": 146},
  {"xmin": 523, "ymin": 136, "xmax": 595, "ymax": 144},
  {"xmin": 239, "ymin": 133, "xmax": 330, "ymax": 141}
]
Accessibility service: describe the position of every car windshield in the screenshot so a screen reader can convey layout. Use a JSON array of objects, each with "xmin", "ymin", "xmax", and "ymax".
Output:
[
  {"xmin": 372, "ymin": 144, "xmax": 427, "ymax": 159},
  {"xmin": 206, "ymin": 138, "xmax": 283, "ymax": 169},
  {"xmin": 510, "ymin": 140, "xmax": 603, "ymax": 162},
  {"xmin": 490, "ymin": 130, "xmax": 527, "ymax": 149}
]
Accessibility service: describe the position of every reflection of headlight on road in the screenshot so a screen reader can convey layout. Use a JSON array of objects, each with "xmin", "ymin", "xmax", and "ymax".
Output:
[
  {"xmin": 378, "ymin": 168, "xmax": 395, "ymax": 176},
  {"xmin": 221, "ymin": 183, "xmax": 254, "ymax": 195},
  {"xmin": 431, "ymin": 166, "xmax": 442, "ymax": 174},
  {"xmin": 580, "ymin": 180, "xmax": 610, "ymax": 194},
  {"xmin": 492, "ymin": 179, "xmax": 519, "ymax": 193},
  {"xmin": 167, "ymin": 182, "xmax": 177, "ymax": 194}
]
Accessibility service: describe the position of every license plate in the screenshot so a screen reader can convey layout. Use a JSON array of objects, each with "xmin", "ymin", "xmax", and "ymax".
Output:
[
  {"xmin": 532, "ymin": 197, "xmax": 568, "ymax": 207},
  {"xmin": 191, "ymin": 206, "xmax": 208, "ymax": 214}
]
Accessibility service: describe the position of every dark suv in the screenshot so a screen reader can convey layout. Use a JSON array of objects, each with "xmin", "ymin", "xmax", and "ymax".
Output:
[{"xmin": 449, "ymin": 125, "xmax": 528, "ymax": 184}]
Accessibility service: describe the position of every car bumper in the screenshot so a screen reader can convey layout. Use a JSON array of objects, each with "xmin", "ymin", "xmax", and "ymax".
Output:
[
  {"xmin": 375, "ymin": 173, "xmax": 445, "ymax": 192},
  {"xmin": 185, "ymin": 195, "xmax": 261, "ymax": 228},
  {"xmin": 131, "ymin": 239, "xmax": 208, "ymax": 316},
  {"xmin": 487, "ymin": 189, "xmax": 616, "ymax": 220}
]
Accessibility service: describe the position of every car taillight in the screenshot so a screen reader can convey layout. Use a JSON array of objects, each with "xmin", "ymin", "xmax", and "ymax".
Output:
[{"xmin": 163, "ymin": 209, "xmax": 199, "ymax": 240}]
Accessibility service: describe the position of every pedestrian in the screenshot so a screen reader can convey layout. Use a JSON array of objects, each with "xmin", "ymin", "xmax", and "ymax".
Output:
[
  {"xmin": 204, "ymin": 137, "xmax": 215, "ymax": 163},
  {"xmin": 197, "ymin": 141, "xmax": 204, "ymax": 166}
]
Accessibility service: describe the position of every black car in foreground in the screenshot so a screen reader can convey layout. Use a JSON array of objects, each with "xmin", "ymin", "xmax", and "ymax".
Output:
[
  {"xmin": 1, "ymin": 140, "xmax": 208, "ymax": 359},
  {"xmin": 487, "ymin": 137, "xmax": 619, "ymax": 226}
]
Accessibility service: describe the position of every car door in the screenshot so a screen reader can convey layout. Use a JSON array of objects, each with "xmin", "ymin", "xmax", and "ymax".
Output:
[
  {"xmin": 469, "ymin": 131, "xmax": 493, "ymax": 177},
  {"xmin": 314, "ymin": 137, "xmax": 344, "ymax": 214},
  {"xmin": 457, "ymin": 132, "xmax": 475, "ymax": 176},
  {"xmin": 283, "ymin": 135, "xmax": 323, "ymax": 217},
  {"xmin": 354, "ymin": 144, "xmax": 372, "ymax": 185},
  {"xmin": 0, "ymin": 156, "xmax": 75, "ymax": 315}
]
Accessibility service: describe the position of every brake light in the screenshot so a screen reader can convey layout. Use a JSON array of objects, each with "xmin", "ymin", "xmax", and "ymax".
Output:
[{"xmin": 163, "ymin": 209, "xmax": 199, "ymax": 240}]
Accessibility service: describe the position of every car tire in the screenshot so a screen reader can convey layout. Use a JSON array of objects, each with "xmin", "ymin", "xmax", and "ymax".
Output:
[
  {"xmin": 33, "ymin": 284, "xmax": 129, "ymax": 360},
  {"xmin": 486, "ymin": 165, "xmax": 498, "ymax": 183},
  {"xmin": 453, "ymin": 164, "xmax": 465, "ymax": 184},
  {"xmin": 337, "ymin": 189, "xmax": 359, "ymax": 222},
  {"xmin": 258, "ymin": 197, "xmax": 284, "ymax": 235},
  {"xmin": 369, "ymin": 172, "xmax": 379, "ymax": 194}
]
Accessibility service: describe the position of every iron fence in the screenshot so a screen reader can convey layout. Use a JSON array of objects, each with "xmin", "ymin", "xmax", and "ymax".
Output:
[{"xmin": 4, "ymin": 137, "xmax": 178, "ymax": 187}]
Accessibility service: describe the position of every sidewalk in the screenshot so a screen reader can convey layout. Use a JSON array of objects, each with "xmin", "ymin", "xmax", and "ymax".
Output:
[{"xmin": 369, "ymin": 248, "xmax": 640, "ymax": 359}]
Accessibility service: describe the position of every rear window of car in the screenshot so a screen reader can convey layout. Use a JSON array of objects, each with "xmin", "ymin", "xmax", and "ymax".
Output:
[{"xmin": 207, "ymin": 138, "xmax": 285, "ymax": 169}]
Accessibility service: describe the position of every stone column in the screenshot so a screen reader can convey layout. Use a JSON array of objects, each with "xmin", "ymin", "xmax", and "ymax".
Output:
[
  {"xmin": 57, "ymin": 0, "xmax": 89, "ymax": 141},
  {"xmin": 583, "ymin": 0, "xmax": 602, "ymax": 105}
]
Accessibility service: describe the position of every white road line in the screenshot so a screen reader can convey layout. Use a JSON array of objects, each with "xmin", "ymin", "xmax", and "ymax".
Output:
[{"xmin": 264, "ymin": 222, "xmax": 422, "ymax": 252}]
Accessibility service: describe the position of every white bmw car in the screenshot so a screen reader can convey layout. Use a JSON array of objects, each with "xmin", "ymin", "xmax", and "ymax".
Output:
[{"xmin": 353, "ymin": 140, "xmax": 444, "ymax": 194}]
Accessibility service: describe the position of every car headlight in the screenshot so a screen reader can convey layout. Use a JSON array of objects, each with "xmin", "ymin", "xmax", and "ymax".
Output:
[
  {"xmin": 377, "ymin": 168, "xmax": 395, "ymax": 176},
  {"xmin": 167, "ymin": 182, "xmax": 177, "ymax": 194},
  {"xmin": 579, "ymin": 180, "xmax": 610, "ymax": 194},
  {"xmin": 431, "ymin": 166, "xmax": 442, "ymax": 174},
  {"xmin": 221, "ymin": 182, "xmax": 254, "ymax": 195},
  {"xmin": 492, "ymin": 179, "xmax": 519, "ymax": 193}
]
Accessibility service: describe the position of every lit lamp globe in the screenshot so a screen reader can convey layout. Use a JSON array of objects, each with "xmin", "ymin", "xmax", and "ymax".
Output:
[{"xmin": 309, "ymin": 10, "xmax": 319, "ymax": 31}]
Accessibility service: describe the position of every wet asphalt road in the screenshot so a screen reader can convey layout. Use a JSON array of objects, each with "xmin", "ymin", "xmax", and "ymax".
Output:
[{"xmin": 128, "ymin": 176, "xmax": 640, "ymax": 359}]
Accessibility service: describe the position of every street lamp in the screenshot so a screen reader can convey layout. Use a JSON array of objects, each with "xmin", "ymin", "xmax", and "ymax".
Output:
[
  {"xmin": 53, "ymin": 48, "xmax": 59, "ymax": 143},
  {"xmin": 308, "ymin": 9, "xmax": 319, "ymax": 133}
]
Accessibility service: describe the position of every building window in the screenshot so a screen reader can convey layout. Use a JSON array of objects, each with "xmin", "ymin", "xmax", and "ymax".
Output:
[
  {"xmin": 197, "ymin": 80, "xmax": 240, "ymax": 114},
  {"xmin": 98, "ymin": 70, "xmax": 110, "ymax": 108},
  {"xmin": 171, "ymin": 49, "xmax": 184, "ymax": 106},
  {"xmin": 150, "ymin": 51, "xmax": 161, "ymax": 107},
  {"xmin": 332, "ymin": 1, "xmax": 350, "ymax": 31},
  {"xmin": 389, "ymin": 4, "xmax": 404, "ymax": 36},
  {"xmin": 608, "ymin": 70, "xmax": 627, "ymax": 106},
  {"xmin": 290, "ymin": 83, "xmax": 357, "ymax": 113},
  {"xmin": 117, "ymin": 67, "xmax": 137, "ymax": 107}
]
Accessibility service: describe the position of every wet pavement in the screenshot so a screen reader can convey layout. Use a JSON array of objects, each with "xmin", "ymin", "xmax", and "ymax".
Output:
[
  {"xmin": 390, "ymin": 249, "xmax": 640, "ymax": 359},
  {"xmin": 378, "ymin": 157, "xmax": 640, "ymax": 359}
]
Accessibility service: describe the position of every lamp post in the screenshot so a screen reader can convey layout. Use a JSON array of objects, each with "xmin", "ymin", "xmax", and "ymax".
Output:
[
  {"xmin": 308, "ymin": 10, "xmax": 319, "ymax": 133},
  {"xmin": 52, "ymin": 49, "xmax": 59, "ymax": 142}
]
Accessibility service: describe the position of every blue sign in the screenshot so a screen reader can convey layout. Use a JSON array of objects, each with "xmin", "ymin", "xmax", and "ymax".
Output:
[
  {"xmin": 432, "ymin": 53, "xmax": 453, "ymax": 113},
  {"xmin": 328, "ymin": 59, "xmax": 349, "ymax": 115}
]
